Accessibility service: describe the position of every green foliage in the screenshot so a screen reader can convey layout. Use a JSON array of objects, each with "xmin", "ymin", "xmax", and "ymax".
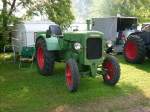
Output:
[
  {"xmin": 0, "ymin": 0, "xmax": 74, "ymax": 29},
  {"xmin": 25, "ymin": 0, "xmax": 74, "ymax": 29},
  {"xmin": 113, "ymin": 0, "xmax": 150, "ymax": 22},
  {"xmin": 44, "ymin": 0, "xmax": 74, "ymax": 29},
  {"xmin": 89, "ymin": 0, "xmax": 150, "ymax": 22},
  {"xmin": 134, "ymin": 7, "xmax": 150, "ymax": 22},
  {"xmin": 0, "ymin": 0, "xmax": 33, "ymax": 51},
  {"xmin": 0, "ymin": 34, "xmax": 5, "ymax": 52}
]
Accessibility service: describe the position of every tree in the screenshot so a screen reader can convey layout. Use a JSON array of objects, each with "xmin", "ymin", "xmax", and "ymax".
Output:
[
  {"xmin": 0, "ymin": 0, "xmax": 34, "ymax": 51},
  {"xmin": 33, "ymin": 0, "xmax": 74, "ymax": 29},
  {"xmin": 112, "ymin": 0, "xmax": 150, "ymax": 22},
  {"xmin": 0, "ymin": 0, "xmax": 74, "ymax": 30},
  {"xmin": 1, "ymin": 0, "xmax": 33, "ymax": 30},
  {"xmin": 88, "ymin": 0, "xmax": 150, "ymax": 22},
  {"xmin": 45, "ymin": 0, "xmax": 74, "ymax": 28},
  {"xmin": 0, "ymin": 0, "xmax": 74, "ymax": 50}
]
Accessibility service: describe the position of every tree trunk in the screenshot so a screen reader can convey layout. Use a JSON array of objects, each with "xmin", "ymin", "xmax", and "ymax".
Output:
[
  {"xmin": 1, "ymin": 0, "xmax": 8, "ymax": 47},
  {"xmin": 9, "ymin": 0, "xmax": 17, "ymax": 16},
  {"xmin": 2, "ymin": 0, "xmax": 8, "ymax": 30}
]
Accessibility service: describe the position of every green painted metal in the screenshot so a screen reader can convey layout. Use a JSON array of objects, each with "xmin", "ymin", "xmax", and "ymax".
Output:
[
  {"xmin": 46, "ymin": 37, "xmax": 61, "ymax": 50},
  {"xmin": 36, "ymin": 31, "xmax": 105, "ymax": 76},
  {"xmin": 36, "ymin": 32, "xmax": 61, "ymax": 51}
]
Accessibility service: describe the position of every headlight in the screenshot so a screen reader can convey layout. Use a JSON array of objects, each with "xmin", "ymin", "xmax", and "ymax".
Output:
[
  {"xmin": 74, "ymin": 42, "xmax": 81, "ymax": 50},
  {"xmin": 106, "ymin": 40, "xmax": 112, "ymax": 47}
]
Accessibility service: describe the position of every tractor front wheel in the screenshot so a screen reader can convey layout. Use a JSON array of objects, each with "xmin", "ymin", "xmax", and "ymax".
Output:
[
  {"xmin": 65, "ymin": 59, "xmax": 80, "ymax": 92},
  {"xmin": 102, "ymin": 56, "xmax": 120, "ymax": 86},
  {"xmin": 36, "ymin": 38, "xmax": 55, "ymax": 76}
]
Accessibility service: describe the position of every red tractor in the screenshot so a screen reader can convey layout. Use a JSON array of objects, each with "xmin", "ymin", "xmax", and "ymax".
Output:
[{"xmin": 123, "ymin": 23, "xmax": 150, "ymax": 63}]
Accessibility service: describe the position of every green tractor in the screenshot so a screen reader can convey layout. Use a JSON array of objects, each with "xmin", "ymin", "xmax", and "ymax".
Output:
[{"xmin": 35, "ymin": 25, "xmax": 121, "ymax": 92}]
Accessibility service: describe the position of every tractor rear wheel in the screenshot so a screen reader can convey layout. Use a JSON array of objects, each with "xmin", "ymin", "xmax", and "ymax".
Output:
[
  {"xmin": 65, "ymin": 59, "xmax": 80, "ymax": 92},
  {"xmin": 36, "ymin": 38, "xmax": 55, "ymax": 75},
  {"xmin": 102, "ymin": 56, "xmax": 120, "ymax": 86},
  {"xmin": 123, "ymin": 35, "xmax": 146, "ymax": 63}
]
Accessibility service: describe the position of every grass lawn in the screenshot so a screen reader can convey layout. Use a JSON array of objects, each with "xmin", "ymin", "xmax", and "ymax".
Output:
[{"xmin": 0, "ymin": 54, "xmax": 150, "ymax": 112}]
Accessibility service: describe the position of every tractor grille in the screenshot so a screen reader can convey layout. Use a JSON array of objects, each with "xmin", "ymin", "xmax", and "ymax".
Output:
[{"xmin": 86, "ymin": 38, "xmax": 102, "ymax": 59}]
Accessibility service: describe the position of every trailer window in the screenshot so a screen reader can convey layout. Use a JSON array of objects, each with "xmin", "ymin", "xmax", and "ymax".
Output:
[{"xmin": 117, "ymin": 18, "xmax": 137, "ymax": 32}]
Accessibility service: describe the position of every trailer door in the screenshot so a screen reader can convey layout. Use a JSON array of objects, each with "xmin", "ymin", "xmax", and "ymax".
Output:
[{"xmin": 26, "ymin": 32, "xmax": 35, "ymax": 46}]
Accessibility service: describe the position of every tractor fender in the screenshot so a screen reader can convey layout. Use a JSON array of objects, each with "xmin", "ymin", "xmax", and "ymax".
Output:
[
  {"xmin": 36, "ymin": 35, "xmax": 61, "ymax": 51},
  {"xmin": 129, "ymin": 31, "xmax": 150, "ymax": 45},
  {"xmin": 129, "ymin": 31, "xmax": 142, "ymax": 36}
]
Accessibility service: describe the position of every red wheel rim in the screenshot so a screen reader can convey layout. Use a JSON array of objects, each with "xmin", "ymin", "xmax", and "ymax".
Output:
[
  {"xmin": 103, "ymin": 61, "xmax": 115, "ymax": 80},
  {"xmin": 37, "ymin": 46, "xmax": 44, "ymax": 69},
  {"xmin": 124, "ymin": 41, "xmax": 138, "ymax": 60},
  {"xmin": 66, "ymin": 64, "xmax": 73, "ymax": 88}
]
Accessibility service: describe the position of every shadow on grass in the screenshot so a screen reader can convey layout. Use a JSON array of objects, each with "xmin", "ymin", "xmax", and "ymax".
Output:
[
  {"xmin": 0, "ymin": 62, "xmax": 150, "ymax": 112},
  {"xmin": 117, "ymin": 55, "xmax": 150, "ymax": 73}
]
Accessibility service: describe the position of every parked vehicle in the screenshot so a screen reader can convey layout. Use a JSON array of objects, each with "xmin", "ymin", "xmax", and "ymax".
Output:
[
  {"xmin": 123, "ymin": 23, "xmax": 150, "ymax": 63},
  {"xmin": 91, "ymin": 17, "xmax": 138, "ymax": 53},
  {"xmin": 12, "ymin": 21, "xmax": 55, "ymax": 54},
  {"xmin": 35, "ymin": 25, "xmax": 121, "ymax": 92}
]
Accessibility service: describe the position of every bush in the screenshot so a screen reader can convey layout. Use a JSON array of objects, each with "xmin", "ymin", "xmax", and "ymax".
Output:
[{"xmin": 0, "ymin": 30, "xmax": 10, "ymax": 52}]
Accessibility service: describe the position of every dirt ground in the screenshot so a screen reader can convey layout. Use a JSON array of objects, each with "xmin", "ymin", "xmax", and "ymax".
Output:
[{"xmin": 51, "ymin": 93, "xmax": 150, "ymax": 112}]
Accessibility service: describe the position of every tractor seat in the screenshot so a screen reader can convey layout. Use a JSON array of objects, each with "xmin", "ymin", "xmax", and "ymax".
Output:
[{"xmin": 46, "ymin": 25, "xmax": 63, "ymax": 38}]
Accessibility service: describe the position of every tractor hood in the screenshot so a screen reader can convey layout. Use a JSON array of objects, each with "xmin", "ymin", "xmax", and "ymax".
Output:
[{"xmin": 63, "ymin": 31, "xmax": 103, "ymax": 41}]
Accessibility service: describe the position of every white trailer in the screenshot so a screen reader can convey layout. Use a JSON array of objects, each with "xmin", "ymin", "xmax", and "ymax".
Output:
[
  {"xmin": 92, "ymin": 16, "xmax": 137, "ymax": 41},
  {"xmin": 12, "ymin": 21, "xmax": 55, "ymax": 54},
  {"xmin": 92, "ymin": 16, "xmax": 137, "ymax": 53}
]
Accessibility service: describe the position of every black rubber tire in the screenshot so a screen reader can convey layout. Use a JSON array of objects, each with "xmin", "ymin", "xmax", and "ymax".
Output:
[
  {"xmin": 102, "ymin": 56, "xmax": 120, "ymax": 86},
  {"xmin": 146, "ymin": 49, "xmax": 150, "ymax": 59},
  {"xmin": 123, "ymin": 35, "xmax": 146, "ymax": 63},
  {"xmin": 65, "ymin": 59, "xmax": 80, "ymax": 92},
  {"xmin": 35, "ymin": 38, "xmax": 55, "ymax": 76}
]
